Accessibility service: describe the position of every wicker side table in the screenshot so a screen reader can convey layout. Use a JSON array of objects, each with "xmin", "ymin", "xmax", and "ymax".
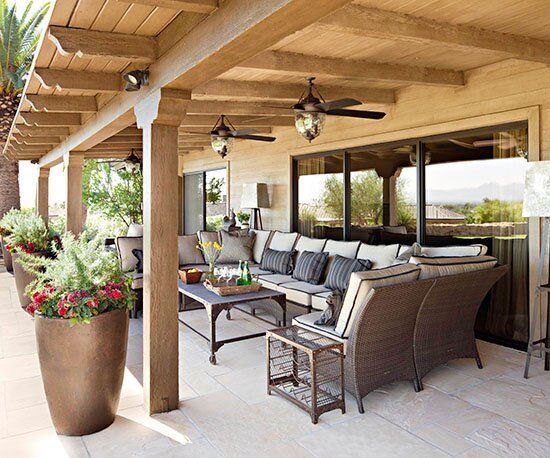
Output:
[{"xmin": 266, "ymin": 325, "xmax": 345, "ymax": 424}]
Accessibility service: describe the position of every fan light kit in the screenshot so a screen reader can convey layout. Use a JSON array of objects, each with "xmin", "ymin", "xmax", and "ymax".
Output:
[
  {"xmin": 182, "ymin": 114, "xmax": 276, "ymax": 159},
  {"xmin": 123, "ymin": 69, "xmax": 149, "ymax": 92},
  {"xmin": 291, "ymin": 77, "xmax": 386, "ymax": 142},
  {"xmin": 112, "ymin": 149, "xmax": 141, "ymax": 173}
]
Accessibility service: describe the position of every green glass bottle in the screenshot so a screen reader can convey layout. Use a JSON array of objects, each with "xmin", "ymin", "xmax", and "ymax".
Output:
[
  {"xmin": 244, "ymin": 261, "xmax": 252, "ymax": 285},
  {"xmin": 237, "ymin": 260, "xmax": 245, "ymax": 286}
]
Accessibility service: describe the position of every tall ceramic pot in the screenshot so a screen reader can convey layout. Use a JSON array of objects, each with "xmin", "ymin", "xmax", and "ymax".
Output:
[
  {"xmin": 12, "ymin": 251, "xmax": 47, "ymax": 309},
  {"xmin": 0, "ymin": 236, "xmax": 13, "ymax": 273},
  {"xmin": 35, "ymin": 308, "xmax": 129, "ymax": 436}
]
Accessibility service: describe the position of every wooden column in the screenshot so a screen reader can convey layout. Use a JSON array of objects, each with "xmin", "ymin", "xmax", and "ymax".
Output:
[
  {"xmin": 382, "ymin": 176, "xmax": 398, "ymax": 227},
  {"xmin": 64, "ymin": 152, "xmax": 85, "ymax": 234},
  {"xmin": 36, "ymin": 168, "xmax": 50, "ymax": 224},
  {"xmin": 135, "ymin": 89, "xmax": 187, "ymax": 414}
]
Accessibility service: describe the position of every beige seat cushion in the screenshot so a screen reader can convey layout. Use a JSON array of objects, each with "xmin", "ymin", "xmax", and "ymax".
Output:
[
  {"xmin": 278, "ymin": 281, "xmax": 331, "ymax": 307},
  {"xmin": 293, "ymin": 312, "xmax": 347, "ymax": 353},
  {"xmin": 178, "ymin": 234, "xmax": 204, "ymax": 265},
  {"xmin": 217, "ymin": 230, "xmax": 255, "ymax": 263},
  {"xmin": 409, "ymin": 255, "xmax": 498, "ymax": 280},
  {"xmin": 311, "ymin": 291, "xmax": 332, "ymax": 311},
  {"xmin": 116, "ymin": 236, "xmax": 143, "ymax": 272},
  {"xmin": 258, "ymin": 274, "xmax": 294, "ymax": 290},
  {"xmin": 251, "ymin": 230, "xmax": 273, "ymax": 264},
  {"xmin": 335, "ymin": 264, "xmax": 421, "ymax": 338}
]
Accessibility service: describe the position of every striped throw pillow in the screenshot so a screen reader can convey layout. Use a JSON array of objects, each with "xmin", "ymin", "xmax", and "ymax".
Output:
[
  {"xmin": 292, "ymin": 251, "xmax": 329, "ymax": 284},
  {"xmin": 324, "ymin": 255, "xmax": 372, "ymax": 291},
  {"xmin": 260, "ymin": 248, "xmax": 295, "ymax": 275}
]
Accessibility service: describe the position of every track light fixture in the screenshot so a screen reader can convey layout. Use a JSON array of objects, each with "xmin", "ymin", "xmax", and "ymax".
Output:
[{"xmin": 123, "ymin": 69, "xmax": 149, "ymax": 92}]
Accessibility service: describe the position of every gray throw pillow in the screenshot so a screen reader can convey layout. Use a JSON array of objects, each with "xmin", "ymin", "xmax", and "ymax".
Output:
[
  {"xmin": 324, "ymin": 255, "xmax": 372, "ymax": 290},
  {"xmin": 217, "ymin": 230, "xmax": 255, "ymax": 263},
  {"xmin": 292, "ymin": 251, "xmax": 329, "ymax": 284},
  {"xmin": 314, "ymin": 290, "xmax": 344, "ymax": 326},
  {"xmin": 261, "ymin": 248, "xmax": 295, "ymax": 275}
]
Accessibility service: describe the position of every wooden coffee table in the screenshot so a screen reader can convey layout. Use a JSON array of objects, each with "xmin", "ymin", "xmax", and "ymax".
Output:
[{"xmin": 178, "ymin": 280, "xmax": 287, "ymax": 364}]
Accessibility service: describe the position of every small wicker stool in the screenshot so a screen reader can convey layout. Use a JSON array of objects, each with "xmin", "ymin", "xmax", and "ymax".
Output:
[{"xmin": 266, "ymin": 325, "xmax": 345, "ymax": 424}]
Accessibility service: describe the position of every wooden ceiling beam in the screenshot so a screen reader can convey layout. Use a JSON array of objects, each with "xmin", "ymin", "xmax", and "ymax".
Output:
[
  {"xmin": 116, "ymin": 127, "xmax": 141, "ymax": 136},
  {"xmin": 320, "ymin": 4, "xmax": 550, "ymax": 65},
  {"xmin": 20, "ymin": 112, "xmax": 81, "ymax": 127},
  {"xmin": 180, "ymin": 115, "xmax": 295, "ymax": 127},
  {"xmin": 27, "ymin": 95, "xmax": 98, "ymax": 113},
  {"xmin": 186, "ymin": 100, "xmax": 292, "ymax": 116},
  {"xmin": 105, "ymin": 135, "xmax": 142, "ymax": 143},
  {"xmin": 96, "ymin": 142, "xmax": 142, "ymax": 149},
  {"xmin": 179, "ymin": 126, "xmax": 272, "ymax": 135},
  {"xmin": 15, "ymin": 126, "xmax": 71, "ymax": 136},
  {"xmin": 238, "ymin": 51, "xmax": 464, "ymax": 86},
  {"xmin": 115, "ymin": 0, "xmax": 218, "ymax": 14},
  {"xmin": 14, "ymin": 136, "xmax": 60, "ymax": 145},
  {"xmin": 48, "ymin": 26, "xmax": 157, "ymax": 63},
  {"xmin": 193, "ymin": 79, "xmax": 395, "ymax": 104},
  {"xmin": 34, "ymin": 68, "xmax": 121, "ymax": 93}
]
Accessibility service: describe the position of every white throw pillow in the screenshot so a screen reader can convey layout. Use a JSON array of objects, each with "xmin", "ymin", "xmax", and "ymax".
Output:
[{"xmin": 357, "ymin": 243, "xmax": 400, "ymax": 268}]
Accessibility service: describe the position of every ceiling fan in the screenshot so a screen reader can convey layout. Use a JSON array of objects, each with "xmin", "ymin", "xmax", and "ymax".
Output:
[
  {"xmin": 99, "ymin": 149, "xmax": 142, "ymax": 173},
  {"xmin": 281, "ymin": 76, "xmax": 386, "ymax": 142},
  {"xmin": 182, "ymin": 114, "xmax": 276, "ymax": 158}
]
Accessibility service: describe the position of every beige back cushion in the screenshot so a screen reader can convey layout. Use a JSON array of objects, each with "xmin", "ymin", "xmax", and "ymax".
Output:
[
  {"xmin": 116, "ymin": 236, "xmax": 143, "ymax": 272},
  {"xmin": 198, "ymin": 231, "xmax": 220, "ymax": 244},
  {"xmin": 251, "ymin": 230, "xmax": 273, "ymax": 263},
  {"xmin": 268, "ymin": 231, "xmax": 300, "ymax": 251},
  {"xmin": 335, "ymin": 264, "xmax": 421, "ymax": 338},
  {"xmin": 218, "ymin": 230, "xmax": 255, "ymax": 263},
  {"xmin": 295, "ymin": 236, "xmax": 327, "ymax": 254},
  {"xmin": 357, "ymin": 243, "xmax": 400, "ymax": 269},
  {"xmin": 126, "ymin": 223, "xmax": 143, "ymax": 237},
  {"xmin": 409, "ymin": 255, "xmax": 498, "ymax": 280},
  {"xmin": 419, "ymin": 244, "xmax": 488, "ymax": 257},
  {"xmin": 178, "ymin": 234, "xmax": 204, "ymax": 266}
]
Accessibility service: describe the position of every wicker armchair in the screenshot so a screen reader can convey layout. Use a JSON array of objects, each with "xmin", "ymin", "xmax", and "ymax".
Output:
[
  {"xmin": 413, "ymin": 265, "xmax": 508, "ymax": 386},
  {"xmin": 344, "ymin": 279, "xmax": 434, "ymax": 413}
]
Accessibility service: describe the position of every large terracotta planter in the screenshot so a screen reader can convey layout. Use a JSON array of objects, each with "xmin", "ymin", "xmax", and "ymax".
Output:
[
  {"xmin": 35, "ymin": 309, "xmax": 129, "ymax": 436},
  {"xmin": 0, "ymin": 236, "xmax": 13, "ymax": 273},
  {"xmin": 12, "ymin": 251, "xmax": 48, "ymax": 309}
]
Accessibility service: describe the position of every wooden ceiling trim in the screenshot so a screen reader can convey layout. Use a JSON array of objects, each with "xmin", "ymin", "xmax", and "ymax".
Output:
[
  {"xmin": 238, "ymin": 51, "xmax": 465, "ymax": 86},
  {"xmin": 15, "ymin": 126, "xmax": 71, "ymax": 136},
  {"xmin": 34, "ymin": 68, "xmax": 122, "ymax": 93},
  {"xmin": 48, "ymin": 26, "xmax": 158, "ymax": 63},
  {"xmin": 27, "ymin": 95, "xmax": 98, "ymax": 113},
  {"xmin": 180, "ymin": 115, "xmax": 295, "ymax": 127},
  {"xmin": 14, "ymin": 136, "xmax": 61, "ymax": 145},
  {"xmin": 115, "ymin": 0, "xmax": 218, "ymax": 14},
  {"xmin": 20, "ymin": 112, "xmax": 82, "ymax": 127},
  {"xmin": 186, "ymin": 100, "xmax": 293, "ymax": 117},
  {"xmin": 193, "ymin": 79, "xmax": 396, "ymax": 104},
  {"xmin": 320, "ymin": 5, "xmax": 550, "ymax": 65}
]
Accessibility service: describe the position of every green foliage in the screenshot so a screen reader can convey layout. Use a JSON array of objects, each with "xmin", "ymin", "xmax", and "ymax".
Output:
[
  {"xmin": 206, "ymin": 215, "xmax": 224, "ymax": 231},
  {"xmin": 0, "ymin": 0, "xmax": 49, "ymax": 96},
  {"xmin": 299, "ymin": 206, "xmax": 317, "ymax": 223},
  {"xmin": 0, "ymin": 207, "xmax": 31, "ymax": 236},
  {"xmin": 206, "ymin": 176, "xmax": 224, "ymax": 204},
  {"xmin": 4, "ymin": 211, "xmax": 51, "ymax": 253},
  {"xmin": 82, "ymin": 160, "xmax": 143, "ymax": 229},
  {"xmin": 18, "ymin": 234, "xmax": 135, "ymax": 325},
  {"xmin": 468, "ymin": 199, "xmax": 525, "ymax": 224},
  {"xmin": 236, "ymin": 210, "xmax": 250, "ymax": 224}
]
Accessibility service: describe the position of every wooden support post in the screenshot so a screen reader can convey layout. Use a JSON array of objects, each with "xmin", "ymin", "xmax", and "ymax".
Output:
[
  {"xmin": 135, "ymin": 89, "xmax": 186, "ymax": 414},
  {"xmin": 36, "ymin": 168, "xmax": 50, "ymax": 224},
  {"xmin": 64, "ymin": 152, "xmax": 85, "ymax": 234},
  {"xmin": 382, "ymin": 177, "xmax": 391, "ymax": 227},
  {"xmin": 389, "ymin": 175, "xmax": 398, "ymax": 227}
]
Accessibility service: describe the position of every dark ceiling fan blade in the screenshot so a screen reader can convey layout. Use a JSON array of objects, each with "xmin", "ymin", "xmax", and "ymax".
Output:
[
  {"xmin": 316, "ymin": 98, "xmax": 362, "ymax": 111},
  {"xmin": 235, "ymin": 134, "xmax": 276, "ymax": 142},
  {"xmin": 325, "ymin": 108, "xmax": 386, "ymax": 119},
  {"xmin": 231, "ymin": 129, "xmax": 258, "ymax": 136}
]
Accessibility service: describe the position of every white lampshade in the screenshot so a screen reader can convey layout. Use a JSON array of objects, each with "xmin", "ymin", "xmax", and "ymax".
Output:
[
  {"xmin": 241, "ymin": 183, "xmax": 270, "ymax": 208},
  {"xmin": 523, "ymin": 161, "xmax": 550, "ymax": 217}
]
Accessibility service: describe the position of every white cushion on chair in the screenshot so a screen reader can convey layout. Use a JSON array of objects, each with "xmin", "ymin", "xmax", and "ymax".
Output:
[
  {"xmin": 311, "ymin": 291, "xmax": 332, "ymax": 311},
  {"xmin": 293, "ymin": 313, "xmax": 347, "ymax": 353},
  {"xmin": 278, "ymin": 281, "xmax": 331, "ymax": 307}
]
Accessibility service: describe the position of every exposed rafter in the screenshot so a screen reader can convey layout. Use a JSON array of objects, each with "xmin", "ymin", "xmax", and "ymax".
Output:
[
  {"xmin": 48, "ymin": 26, "xmax": 158, "ymax": 63},
  {"xmin": 34, "ymin": 68, "xmax": 121, "ymax": 93},
  {"xmin": 180, "ymin": 115, "xmax": 295, "ymax": 127},
  {"xmin": 115, "ymin": 0, "xmax": 218, "ymax": 14},
  {"xmin": 193, "ymin": 79, "xmax": 395, "ymax": 104},
  {"xmin": 179, "ymin": 126, "xmax": 272, "ymax": 135},
  {"xmin": 15, "ymin": 126, "xmax": 71, "ymax": 136},
  {"xmin": 238, "ymin": 51, "xmax": 464, "ymax": 86},
  {"xmin": 14, "ymin": 136, "xmax": 60, "ymax": 145},
  {"xmin": 320, "ymin": 5, "xmax": 550, "ymax": 65},
  {"xmin": 186, "ymin": 100, "xmax": 292, "ymax": 116},
  {"xmin": 27, "ymin": 95, "xmax": 98, "ymax": 113},
  {"xmin": 20, "ymin": 112, "xmax": 81, "ymax": 127}
]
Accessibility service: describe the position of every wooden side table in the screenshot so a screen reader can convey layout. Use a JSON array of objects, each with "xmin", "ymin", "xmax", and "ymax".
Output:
[{"xmin": 266, "ymin": 325, "xmax": 345, "ymax": 424}]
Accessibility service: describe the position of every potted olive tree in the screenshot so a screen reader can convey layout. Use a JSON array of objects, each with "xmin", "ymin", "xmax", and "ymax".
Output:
[
  {"xmin": 21, "ymin": 234, "xmax": 135, "ymax": 436},
  {"xmin": 4, "ymin": 212, "xmax": 53, "ymax": 307}
]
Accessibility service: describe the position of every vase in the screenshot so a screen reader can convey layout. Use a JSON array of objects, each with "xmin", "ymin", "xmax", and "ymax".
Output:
[
  {"xmin": 35, "ymin": 308, "xmax": 129, "ymax": 436},
  {"xmin": 0, "ymin": 236, "xmax": 13, "ymax": 273},
  {"xmin": 208, "ymin": 260, "xmax": 216, "ymax": 276},
  {"xmin": 12, "ymin": 251, "xmax": 48, "ymax": 309}
]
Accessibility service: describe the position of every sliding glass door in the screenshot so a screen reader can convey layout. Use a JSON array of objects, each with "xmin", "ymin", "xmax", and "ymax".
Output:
[{"xmin": 292, "ymin": 122, "xmax": 529, "ymax": 349}]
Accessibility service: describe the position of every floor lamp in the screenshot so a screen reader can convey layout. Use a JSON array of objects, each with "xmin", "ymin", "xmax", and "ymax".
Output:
[
  {"xmin": 241, "ymin": 183, "xmax": 270, "ymax": 230},
  {"xmin": 523, "ymin": 161, "xmax": 550, "ymax": 378}
]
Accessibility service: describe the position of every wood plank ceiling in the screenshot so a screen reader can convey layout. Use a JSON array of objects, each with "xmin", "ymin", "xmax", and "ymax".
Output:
[{"xmin": 5, "ymin": 0, "xmax": 550, "ymax": 162}]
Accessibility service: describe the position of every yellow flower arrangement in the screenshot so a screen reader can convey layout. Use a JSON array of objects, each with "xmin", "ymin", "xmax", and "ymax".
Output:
[{"xmin": 196, "ymin": 240, "xmax": 223, "ymax": 274}]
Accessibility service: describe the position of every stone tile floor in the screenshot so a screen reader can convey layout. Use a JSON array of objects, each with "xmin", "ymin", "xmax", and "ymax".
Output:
[{"xmin": 0, "ymin": 267, "xmax": 549, "ymax": 457}]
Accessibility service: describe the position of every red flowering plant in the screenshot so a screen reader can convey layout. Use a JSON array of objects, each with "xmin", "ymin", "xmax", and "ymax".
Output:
[
  {"xmin": 4, "ymin": 212, "xmax": 51, "ymax": 254},
  {"xmin": 18, "ymin": 234, "xmax": 135, "ymax": 325}
]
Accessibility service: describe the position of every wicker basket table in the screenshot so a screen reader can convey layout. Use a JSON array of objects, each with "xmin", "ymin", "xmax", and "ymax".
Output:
[{"xmin": 266, "ymin": 325, "xmax": 345, "ymax": 424}]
